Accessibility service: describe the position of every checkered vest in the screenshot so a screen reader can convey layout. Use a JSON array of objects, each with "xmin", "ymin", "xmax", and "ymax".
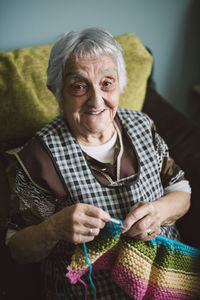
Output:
[{"xmin": 37, "ymin": 109, "xmax": 164, "ymax": 220}]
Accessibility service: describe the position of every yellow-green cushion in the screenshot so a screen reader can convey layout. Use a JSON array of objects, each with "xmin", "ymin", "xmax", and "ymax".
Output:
[
  {"xmin": 0, "ymin": 44, "xmax": 57, "ymax": 143},
  {"xmin": 116, "ymin": 33, "xmax": 153, "ymax": 111},
  {"xmin": 0, "ymin": 33, "xmax": 153, "ymax": 143}
]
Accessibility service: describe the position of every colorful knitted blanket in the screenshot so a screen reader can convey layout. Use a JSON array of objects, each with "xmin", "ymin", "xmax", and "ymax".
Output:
[{"xmin": 66, "ymin": 221, "xmax": 200, "ymax": 299}]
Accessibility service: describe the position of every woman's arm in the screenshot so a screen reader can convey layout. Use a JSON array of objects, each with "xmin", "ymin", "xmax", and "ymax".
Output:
[
  {"xmin": 123, "ymin": 190, "xmax": 190, "ymax": 241},
  {"xmin": 154, "ymin": 191, "xmax": 190, "ymax": 226},
  {"xmin": 8, "ymin": 169, "xmax": 110, "ymax": 264},
  {"xmin": 8, "ymin": 203, "xmax": 110, "ymax": 263},
  {"xmin": 8, "ymin": 220, "xmax": 58, "ymax": 263}
]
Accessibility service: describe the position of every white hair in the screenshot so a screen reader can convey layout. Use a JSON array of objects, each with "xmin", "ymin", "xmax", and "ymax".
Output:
[{"xmin": 47, "ymin": 28, "xmax": 127, "ymax": 102}]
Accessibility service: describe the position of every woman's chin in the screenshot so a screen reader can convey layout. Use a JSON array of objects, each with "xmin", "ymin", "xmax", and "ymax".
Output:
[
  {"xmin": 84, "ymin": 124, "xmax": 107, "ymax": 135},
  {"xmin": 79, "ymin": 110, "xmax": 115, "ymax": 138}
]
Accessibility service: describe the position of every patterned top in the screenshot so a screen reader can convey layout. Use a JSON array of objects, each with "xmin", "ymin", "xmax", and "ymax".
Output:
[{"xmin": 9, "ymin": 110, "xmax": 190, "ymax": 300}]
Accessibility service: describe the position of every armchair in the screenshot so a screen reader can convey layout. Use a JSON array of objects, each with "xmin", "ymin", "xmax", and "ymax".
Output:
[{"xmin": 0, "ymin": 32, "xmax": 199, "ymax": 299}]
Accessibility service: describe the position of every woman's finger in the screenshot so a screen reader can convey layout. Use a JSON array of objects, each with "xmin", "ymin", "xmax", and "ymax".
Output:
[
  {"xmin": 124, "ymin": 214, "xmax": 153, "ymax": 237},
  {"xmin": 61, "ymin": 203, "xmax": 109, "ymax": 243},
  {"xmin": 136, "ymin": 225, "xmax": 161, "ymax": 241},
  {"xmin": 123, "ymin": 202, "xmax": 155, "ymax": 232},
  {"xmin": 80, "ymin": 203, "xmax": 110, "ymax": 222}
]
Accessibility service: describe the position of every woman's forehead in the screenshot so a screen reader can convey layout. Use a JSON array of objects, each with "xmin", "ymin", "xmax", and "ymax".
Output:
[{"xmin": 65, "ymin": 54, "xmax": 118, "ymax": 78}]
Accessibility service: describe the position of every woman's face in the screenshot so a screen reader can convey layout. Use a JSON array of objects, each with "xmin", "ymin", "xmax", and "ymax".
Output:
[{"xmin": 60, "ymin": 54, "xmax": 120, "ymax": 144}]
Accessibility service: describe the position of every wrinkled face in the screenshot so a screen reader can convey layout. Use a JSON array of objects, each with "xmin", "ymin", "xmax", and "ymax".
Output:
[{"xmin": 60, "ymin": 54, "xmax": 120, "ymax": 144}]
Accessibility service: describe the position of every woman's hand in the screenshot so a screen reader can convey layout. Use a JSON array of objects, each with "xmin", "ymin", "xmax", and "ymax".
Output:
[
  {"xmin": 45, "ymin": 203, "xmax": 110, "ymax": 244},
  {"xmin": 8, "ymin": 203, "xmax": 110, "ymax": 263},
  {"xmin": 122, "ymin": 191, "xmax": 191, "ymax": 241},
  {"xmin": 122, "ymin": 202, "xmax": 161, "ymax": 241}
]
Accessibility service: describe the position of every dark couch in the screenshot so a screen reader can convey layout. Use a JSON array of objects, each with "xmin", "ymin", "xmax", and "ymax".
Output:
[
  {"xmin": 143, "ymin": 87, "xmax": 200, "ymax": 249},
  {"xmin": 1, "ymin": 87, "xmax": 200, "ymax": 299}
]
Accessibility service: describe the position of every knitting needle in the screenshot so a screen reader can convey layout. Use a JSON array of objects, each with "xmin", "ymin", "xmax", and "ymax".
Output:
[{"xmin": 109, "ymin": 217, "xmax": 126, "ymax": 230}]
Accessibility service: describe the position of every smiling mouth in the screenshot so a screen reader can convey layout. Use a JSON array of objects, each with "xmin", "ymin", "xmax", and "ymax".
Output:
[{"xmin": 86, "ymin": 109, "xmax": 105, "ymax": 115}]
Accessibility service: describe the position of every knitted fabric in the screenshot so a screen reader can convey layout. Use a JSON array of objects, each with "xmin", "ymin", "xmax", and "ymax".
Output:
[{"xmin": 66, "ymin": 222, "xmax": 200, "ymax": 299}]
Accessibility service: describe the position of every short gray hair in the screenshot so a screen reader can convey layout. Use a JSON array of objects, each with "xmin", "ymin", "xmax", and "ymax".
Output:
[{"xmin": 47, "ymin": 28, "xmax": 127, "ymax": 102}]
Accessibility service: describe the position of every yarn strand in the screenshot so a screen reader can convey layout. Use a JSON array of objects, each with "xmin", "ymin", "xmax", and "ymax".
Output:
[{"xmin": 83, "ymin": 242, "xmax": 97, "ymax": 300}]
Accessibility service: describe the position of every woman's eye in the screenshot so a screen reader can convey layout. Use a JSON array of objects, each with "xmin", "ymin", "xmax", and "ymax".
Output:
[
  {"xmin": 70, "ymin": 83, "xmax": 87, "ymax": 95},
  {"xmin": 102, "ymin": 80, "xmax": 115, "ymax": 90},
  {"xmin": 73, "ymin": 84, "xmax": 85, "ymax": 90},
  {"xmin": 103, "ymin": 81, "xmax": 111, "ymax": 86}
]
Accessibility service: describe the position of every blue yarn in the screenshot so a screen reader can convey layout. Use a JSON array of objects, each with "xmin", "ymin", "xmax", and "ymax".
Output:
[
  {"xmin": 105, "ymin": 218, "xmax": 124, "ymax": 237},
  {"xmin": 83, "ymin": 242, "xmax": 97, "ymax": 300}
]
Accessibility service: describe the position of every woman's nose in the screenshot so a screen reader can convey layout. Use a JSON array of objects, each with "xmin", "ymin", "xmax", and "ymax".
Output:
[{"xmin": 87, "ymin": 86, "xmax": 104, "ymax": 107}]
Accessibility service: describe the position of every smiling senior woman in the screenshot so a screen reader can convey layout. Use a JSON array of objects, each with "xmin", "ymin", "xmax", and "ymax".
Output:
[{"xmin": 7, "ymin": 28, "xmax": 191, "ymax": 299}]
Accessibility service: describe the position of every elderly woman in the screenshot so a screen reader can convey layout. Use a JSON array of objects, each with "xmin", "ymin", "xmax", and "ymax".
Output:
[{"xmin": 7, "ymin": 28, "xmax": 191, "ymax": 299}]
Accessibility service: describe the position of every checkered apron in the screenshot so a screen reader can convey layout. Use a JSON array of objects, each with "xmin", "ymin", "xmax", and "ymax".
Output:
[
  {"xmin": 37, "ymin": 109, "xmax": 178, "ymax": 299},
  {"xmin": 37, "ymin": 109, "xmax": 164, "ymax": 219}
]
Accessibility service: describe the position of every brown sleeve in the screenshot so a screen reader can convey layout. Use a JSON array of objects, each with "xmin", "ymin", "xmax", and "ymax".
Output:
[
  {"xmin": 151, "ymin": 121, "xmax": 185, "ymax": 188},
  {"xmin": 17, "ymin": 136, "xmax": 68, "ymax": 199},
  {"xmin": 160, "ymin": 156, "xmax": 185, "ymax": 188}
]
